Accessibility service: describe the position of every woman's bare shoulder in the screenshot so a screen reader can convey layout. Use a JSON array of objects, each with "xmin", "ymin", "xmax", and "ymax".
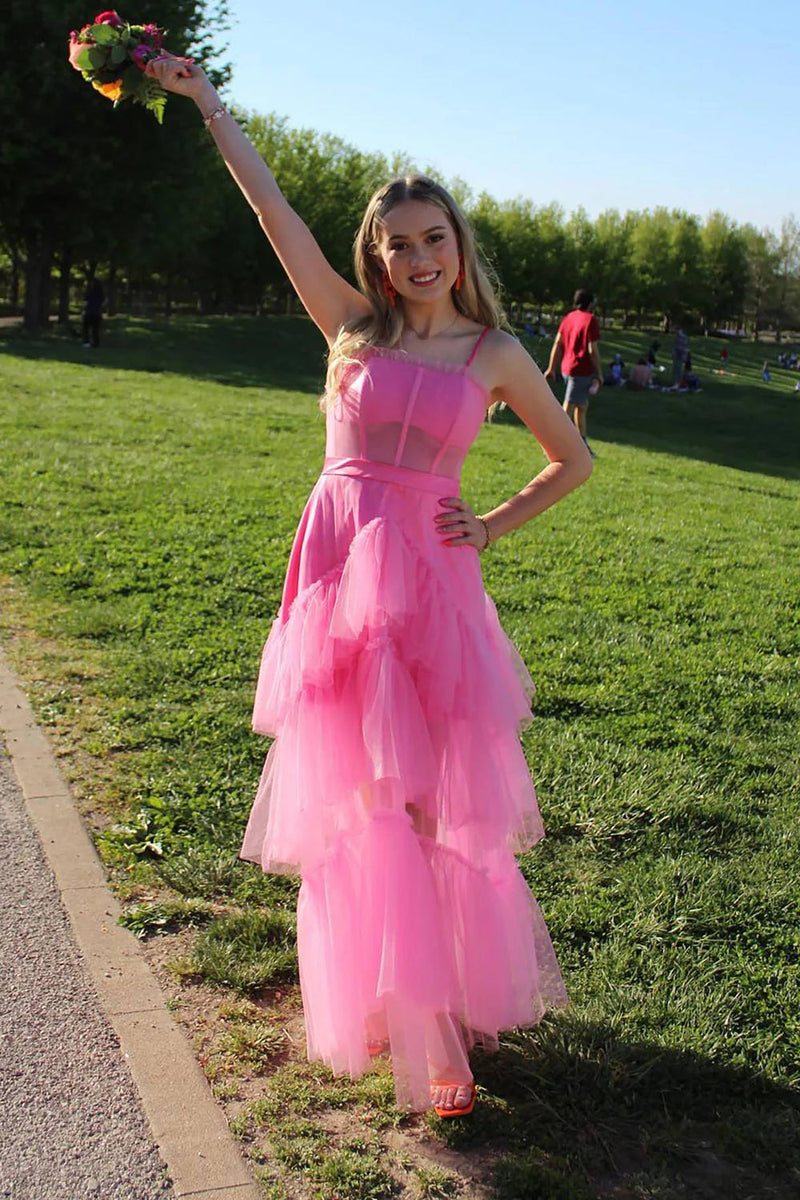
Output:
[
  {"xmin": 477, "ymin": 328, "xmax": 537, "ymax": 388},
  {"xmin": 481, "ymin": 327, "xmax": 521, "ymax": 355}
]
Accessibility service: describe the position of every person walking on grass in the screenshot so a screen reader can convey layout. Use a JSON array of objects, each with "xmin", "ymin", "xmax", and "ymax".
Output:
[
  {"xmin": 672, "ymin": 322, "xmax": 689, "ymax": 387},
  {"xmin": 146, "ymin": 52, "xmax": 591, "ymax": 1120},
  {"xmin": 544, "ymin": 289, "xmax": 603, "ymax": 457}
]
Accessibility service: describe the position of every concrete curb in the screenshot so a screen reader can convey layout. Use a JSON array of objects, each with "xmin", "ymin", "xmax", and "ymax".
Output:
[{"xmin": 0, "ymin": 647, "xmax": 262, "ymax": 1200}]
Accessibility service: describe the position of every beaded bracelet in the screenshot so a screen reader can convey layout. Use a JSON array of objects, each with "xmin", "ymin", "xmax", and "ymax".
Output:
[
  {"xmin": 203, "ymin": 104, "xmax": 227, "ymax": 128},
  {"xmin": 477, "ymin": 517, "xmax": 492, "ymax": 551}
]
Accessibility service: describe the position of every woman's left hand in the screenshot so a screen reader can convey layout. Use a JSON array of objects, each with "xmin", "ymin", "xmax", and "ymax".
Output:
[{"xmin": 435, "ymin": 497, "xmax": 490, "ymax": 550}]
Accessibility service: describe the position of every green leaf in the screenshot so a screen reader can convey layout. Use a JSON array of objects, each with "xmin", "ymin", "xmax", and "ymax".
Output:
[
  {"xmin": 110, "ymin": 43, "xmax": 128, "ymax": 65},
  {"xmin": 89, "ymin": 23, "xmax": 120, "ymax": 46},
  {"xmin": 73, "ymin": 46, "xmax": 98, "ymax": 71},
  {"xmin": 138, "ymin": 80, "xmax": 167, "ymax": 124},
  {"xmin": 152, "ymin": 93, "xmax": 167, "ymax": 124},
  {"xmin": 121, "ymin": 64, "xmax": 142, "ymax": 91},
  {"xmin": 87, "ymin": 45, "xmax": 109, "ymax": 70}
]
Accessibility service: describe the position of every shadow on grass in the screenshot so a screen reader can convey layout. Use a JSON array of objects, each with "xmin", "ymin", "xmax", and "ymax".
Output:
[
  {"xmin": 446, "ymin": 1018, "xmax": 800, "ymax": 1198},
  {"xmin": 0, "ymin": 314, "xmax": 328, "ymax": 396},
  {"xmin": 4, "ymin": 316, "xmax": 800, "ymax": 481},
  {"xmin": 508, "ymin": 331, "xmax": 800, "ymax": 483},
  {"xmin": 494, "ymin": 384, "xmax": 800, "ymax": 483},
  {"xmin": 596, "ymin": 389, "xmax": 799, "ymax": 483}
]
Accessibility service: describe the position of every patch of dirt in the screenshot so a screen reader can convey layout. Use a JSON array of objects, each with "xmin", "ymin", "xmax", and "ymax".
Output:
[{"xmin": 138, "ymin": 925, "xmax": 499, "ymax": 1197}]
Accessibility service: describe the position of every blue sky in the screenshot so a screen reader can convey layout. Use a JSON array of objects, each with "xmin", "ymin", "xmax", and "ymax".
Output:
[{"xmin": 219, "ymin": 0, "xmax": 796, "ymax": 232}]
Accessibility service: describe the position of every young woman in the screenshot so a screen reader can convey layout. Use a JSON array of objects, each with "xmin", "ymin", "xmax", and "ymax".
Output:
[{"xmin": 147, "ymin": 54, "xmax": 592, "ymax": 1117}]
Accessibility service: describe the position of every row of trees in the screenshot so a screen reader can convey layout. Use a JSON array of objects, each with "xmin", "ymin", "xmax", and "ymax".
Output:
[
  {"xmin": 471, "ymin": 201, "xmax": 800, "ymax": 338},
  {"xmin": 3, "ymin": 3, "xmax": 800, "ymax": 337}
]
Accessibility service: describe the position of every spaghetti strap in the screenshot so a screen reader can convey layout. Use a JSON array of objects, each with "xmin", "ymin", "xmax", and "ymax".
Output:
[{"xmin": 465, "ymin": 327, "xmax": 489, "ymax": 368}]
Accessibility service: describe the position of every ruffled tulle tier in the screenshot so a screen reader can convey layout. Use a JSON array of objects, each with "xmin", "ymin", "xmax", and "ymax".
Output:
[
  {"xmin": 245, "ymin": 515, "xmax": 543, "ymax": 871},
  {"xmin": 241, "ymin": 482, "xmax": 566, "ymax": 1109},
  {"xmin": 297, "ymin": 810, "xmax": 566, "ymax": 1111}
]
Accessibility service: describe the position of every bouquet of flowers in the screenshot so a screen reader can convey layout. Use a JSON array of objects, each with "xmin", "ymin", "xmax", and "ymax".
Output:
[{"xmin": 68, "ymin": 11, "xmax": 172, "ymax": 122}]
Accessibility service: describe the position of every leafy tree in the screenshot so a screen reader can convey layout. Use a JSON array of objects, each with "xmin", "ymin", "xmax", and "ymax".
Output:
[
  {"xmin": 772, "ymin": 215, "xmax": 800, "ymax": 341},
  {"xmin": 592, "ymin": 209, "xmax": 636, "ymax": 320},
  {"xmin": 741, "ymin": 225, "xmax": 779, "ymax": 340},
  {"xmin": 178, "ymin": 135, "xmax": 268, "ymax": 313},
  {"xmin": 532, "ymin": 203, "xmax": 571, "ymax": 309},
  {"xmin": 630, "ymin": 208, "xmax": 677, "ymax": 322},
  {"xmin": 0, "ymin": 0, "xmax": 229, "ymax": 329},
  {"xmin": 700, "ymin": 212, "xmax": 748, "ymax": 331},
  {"xmin": 246, "ymin": 114, "xmax": 391, "ymax": 310},
  {"xmin": 469, "ymin": 197, "xmax": 570, "ymax": 315},
  {"xmin": 669, "ymin": 211, "xmax": 705, "ymax": 320},
  {"xmin": 493, "ymin": 198, "xmax": 541, "ymax": 309},
  {"xmin": 566, "ymin": 206, "xmax": 598, "ymax": 291},
  {"xmin": 469, "ymin": 193, "xmax": 506, "ymax": 295}
]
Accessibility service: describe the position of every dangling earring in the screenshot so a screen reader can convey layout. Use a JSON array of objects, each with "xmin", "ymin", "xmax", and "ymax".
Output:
[
  {"xmin": 455, "ymin": 257, "xmax": 465, "ymax": 291},
  {"xmin": 382, "ymin": 272, "xmax": 397, "ymax": 307}
]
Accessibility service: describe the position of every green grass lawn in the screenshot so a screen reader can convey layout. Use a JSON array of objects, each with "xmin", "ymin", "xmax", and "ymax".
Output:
[{"xmin": 1, "ymin": 316, "xmax": 799, "ymax": 1200}]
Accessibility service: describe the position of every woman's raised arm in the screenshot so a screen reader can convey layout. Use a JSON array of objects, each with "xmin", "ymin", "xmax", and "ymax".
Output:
[{"xmin": 146, "ymin": 56, "xmax": 370, "ymax": 341}]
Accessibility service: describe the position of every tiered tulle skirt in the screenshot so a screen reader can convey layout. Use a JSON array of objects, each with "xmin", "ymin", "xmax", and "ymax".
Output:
[{"xmin": 241, "ymin": 460, "xmax": 567, "ymax": 1110}]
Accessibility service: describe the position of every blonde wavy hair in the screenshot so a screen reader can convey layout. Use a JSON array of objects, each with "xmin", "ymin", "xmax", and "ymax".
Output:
[{"xmin": 323, "ymin": 175, "xmax": 504, "ymax": 405}]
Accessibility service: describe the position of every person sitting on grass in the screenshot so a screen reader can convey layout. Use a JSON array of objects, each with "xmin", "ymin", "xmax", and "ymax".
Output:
[
  {"xmin": 604, "ymin": 353, "xmax": 625, "ymax": 387},
  {"xmin": 676, "ymin": 367, "xmax": 701, "ymax": 393},
  {"xmin": 627, "ymin": 358, "xmax": 652, "ymax": 390}
]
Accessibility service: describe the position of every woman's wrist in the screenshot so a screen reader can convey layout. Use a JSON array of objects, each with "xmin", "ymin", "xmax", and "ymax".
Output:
[
  {"xmin": 477, "ymin": 516, "xmax": 493, "ymax": 551},
  {"xmin": 196, "ymin": 82, "xmax": 222, "ymax": 119}
]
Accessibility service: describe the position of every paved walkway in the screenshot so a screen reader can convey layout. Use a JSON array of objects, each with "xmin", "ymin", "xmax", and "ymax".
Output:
[
  {"xmin": 0, "ymin": 650, "xmax": 262, "ymax": 1200},
  {"xmin": 0, "ymin": 751, "xmax": 171, "ymax": 1199}
]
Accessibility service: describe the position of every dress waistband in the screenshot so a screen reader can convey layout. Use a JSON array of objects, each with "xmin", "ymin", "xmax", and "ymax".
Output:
[{"xmin": 322, "ymin": 457, "xmax": 459, "ymax": 496}]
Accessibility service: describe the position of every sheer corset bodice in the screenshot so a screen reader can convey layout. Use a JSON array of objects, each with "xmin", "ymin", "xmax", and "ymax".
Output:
[{"xmin": 325, "ymin": 346, "xmax": 489, "ymax": 481}]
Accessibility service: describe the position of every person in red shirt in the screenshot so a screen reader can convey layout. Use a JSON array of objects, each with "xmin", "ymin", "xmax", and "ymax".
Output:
[{"xmin": 545, "ymin": 289, "xmax": 603, "ymax": 456}]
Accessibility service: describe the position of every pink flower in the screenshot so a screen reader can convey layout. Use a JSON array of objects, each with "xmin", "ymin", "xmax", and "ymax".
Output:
[
  {"xmin": 131, "ymin": 43, "xmax": 155, "ymax": 70},
  {"xmin": 94, "ymin": 10, "xmax": 124, "ymax": 27},
  {"xmin": 142, "ymin": 23, "xmax": 163, "ymax": 46}
]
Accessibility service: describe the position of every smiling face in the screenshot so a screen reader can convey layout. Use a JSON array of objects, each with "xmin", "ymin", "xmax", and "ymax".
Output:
[{"xmin": 375, "ymin": 200, "xmax": 461, "ymax": 303}]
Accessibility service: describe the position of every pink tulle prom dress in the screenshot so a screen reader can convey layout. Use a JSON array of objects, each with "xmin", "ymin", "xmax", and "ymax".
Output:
[{"xmin": 241, "ymin": 329, "xmax": 567, "ymax": 1110}]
